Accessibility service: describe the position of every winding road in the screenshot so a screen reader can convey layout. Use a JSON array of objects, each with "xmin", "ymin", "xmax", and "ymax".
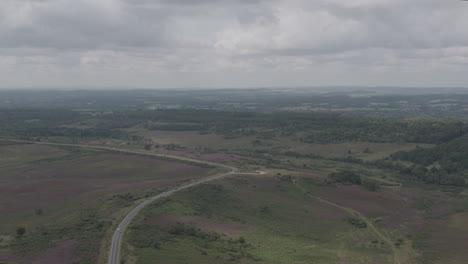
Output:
[
  {"xmin": 108, "ymin": 167, "xmax": 243, "ymax": 264},
  {"xmin": 2, "ymin": 138, "xmax": 402, "ymax": 264},
  {"xmin": 0, "ymin": 139, "xmax": 258, "ymax": 264}
]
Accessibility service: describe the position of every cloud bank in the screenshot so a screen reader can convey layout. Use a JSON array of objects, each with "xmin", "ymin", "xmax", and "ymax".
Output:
[{"xmin": 1, "ymin": 0, "xmax": 468, "ymax": 88}]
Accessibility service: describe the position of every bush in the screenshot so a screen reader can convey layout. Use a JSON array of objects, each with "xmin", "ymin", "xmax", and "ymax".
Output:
[
  {"xmin": 362, "ymin": 179, "xmax": 381, "ymax": 192},
  {"xmin": 344, "ymin": 217, "xmax": 367, "ymax": 228},
  {"xmin": 16, "ymin": 227, "xmax": 26, "ymax": 237},
  {"xmin": 330, "ymin": 170, "xmax": 361, "ymax": 185}
]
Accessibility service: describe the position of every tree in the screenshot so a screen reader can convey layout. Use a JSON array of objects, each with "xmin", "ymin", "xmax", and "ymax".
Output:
[{"xmin": 16, "ymin": 227, "xmax": 26, "ymax": 237}]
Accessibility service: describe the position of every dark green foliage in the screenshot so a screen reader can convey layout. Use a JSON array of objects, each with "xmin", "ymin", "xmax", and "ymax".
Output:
[
  {"xmin": 128, "ymin": 222, "xmax": 255, "ymax": 262},
  {"xmin": 344, "ymin": 217, "xmax": 367, "ymax": 228},
  {"xmin": 168, "ymin": 223, "xmax": 222, "ymax": 241},
  {"xmin": 299, "ymin": 118, "xmax": 466, "ymax": 144},
  {"xmin": 277, "ymin": 174, "xmax": 295, "ymax": 182},
  {"xmin": 392, "ymin": 136, "xmax": 468, "ymax": 174},
  {"xmin": 16, "ymin": 227, "xmax": 26, "ymax": 237},
  {"xmin": 348, "ymin": 154, "xmax": 466, "ymax": 187},
  {"xmin": 186, "ymin": 184, "xmax": 235, "ymax": 216},
  {"xmin": 144, "ymin": 144, "xmax": 152, "ymax": 150},
  {"xmin": 128, "ymin": 225, "xmax": 168, "ymax": 248},
  {"xmin": 388, "ymin": 135, "xmax": 467, "ymax": 187},
  {"xmin": 398, "ymin": 165, "xmax": 464, "ymax": 187},
  {"xmin": 4, "ymin": 108, "xmax": 465, "ymax": 145},
  {"xmin": 395, "ymin": 238, "xmax": 404, "ymax": 247},
  {"xmin": 330, "ymin": 170, "xmax": 362, "ymax": 185},
  {"xmin": 163, "ymin": 144, "xmax": 186, "ymax": 151},
  {"xmin": 0, "ymin": 109, "xmax": 148, "ymax": 142},
  {"xmin": 112, "ymin": 193, "xmax": 139, "ymax": 207}
]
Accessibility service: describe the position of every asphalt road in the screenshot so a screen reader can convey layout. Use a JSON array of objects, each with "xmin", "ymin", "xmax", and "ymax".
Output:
[
  {"xmin": 0, "ymin": 139, "xmax": 257, "ymax": 264},
  {"xmin": 108, "ymin": 168, "xmax": 240, "ymax": 264}
]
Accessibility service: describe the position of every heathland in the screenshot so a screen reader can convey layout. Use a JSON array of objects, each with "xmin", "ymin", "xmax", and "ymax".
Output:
[{"xmin": 0, "ymin": 88, "xmax": 467, "ymax": 264}]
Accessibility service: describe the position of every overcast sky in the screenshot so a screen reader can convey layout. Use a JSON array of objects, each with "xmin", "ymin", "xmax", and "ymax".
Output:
[{"xmin": 1, "ymin": 0, "xmax": 468, "ymax": 89}]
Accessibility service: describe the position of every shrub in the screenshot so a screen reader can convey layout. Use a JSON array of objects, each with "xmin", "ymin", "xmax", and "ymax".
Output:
[
  {"xmin": 330, "ymin": 170, "xmax": 361, "ymax": 185},
  {"xmin": 16, "ymin": 227, "xmax": 26, "ymax": 237},
  {"xmin": 344, "ymin": 217, "xmax": 367, "ymax": 228},
  {"xmin": 362, "ymin": 179, "xmax": 381, "ymax": 192}
]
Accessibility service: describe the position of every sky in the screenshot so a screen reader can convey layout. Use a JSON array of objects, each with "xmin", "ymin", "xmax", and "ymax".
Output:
[{"xmin": 1, "ymin": 0, "xmax": 468, "ymax": 89}]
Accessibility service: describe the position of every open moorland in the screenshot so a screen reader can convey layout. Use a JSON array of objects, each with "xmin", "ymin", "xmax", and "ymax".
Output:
[
  {"xmin": 0, "ymin": 141, "xmax": 221, "ymax": 264},
  {"xmin": 0, "ymin": 89, "xmax": 468, "ymax": 264}
]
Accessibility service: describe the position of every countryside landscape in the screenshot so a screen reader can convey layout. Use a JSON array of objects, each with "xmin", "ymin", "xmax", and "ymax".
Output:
[
  {"xmin": 2, "ymin": 0, "xmax": 468, "ymax": 263},
  {"xmin": 0, "ymin": 88, "xmax": 467, "ymax": 264}
]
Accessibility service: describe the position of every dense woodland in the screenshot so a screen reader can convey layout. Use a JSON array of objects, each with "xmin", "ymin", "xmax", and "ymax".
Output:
[
  {"xmin": 392, "ymin": 136, "xmax": 468, "ymax": 172},
  {"xmin": 1, "ymin": 109, "xmax": 467, "ymax": 144}
]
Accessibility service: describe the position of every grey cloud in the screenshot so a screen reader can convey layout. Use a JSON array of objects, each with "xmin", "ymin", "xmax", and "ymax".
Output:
[
  {"xmin": 222, "ymin": 0, "xmax": 468, "ymax": 58},
  {"xmin": 0, "ymin": 0, "xmax": 468, "ymax": 88},
  {"xmin": 0, "ymin": 0, "xmax": 170, "ymax": 50},
  {"xmin": 0, "ymin": 0, "xmax": 273, "ymax": 50}
]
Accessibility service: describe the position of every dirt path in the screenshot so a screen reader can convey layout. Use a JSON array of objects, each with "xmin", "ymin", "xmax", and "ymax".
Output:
[{"xmin": 293, "ymin": 181, "xmax": 401, "ymax": 264}]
